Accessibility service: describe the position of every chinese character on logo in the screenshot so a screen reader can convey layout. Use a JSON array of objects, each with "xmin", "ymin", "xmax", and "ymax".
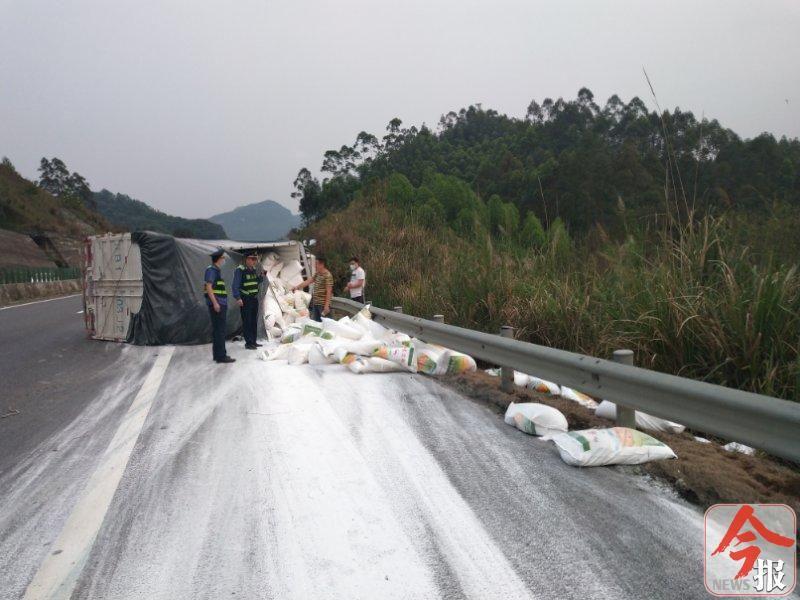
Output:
[
  {"xmin": 712, "ymin": 505, "xmax": 793, "ymax": 579},
  {"xmin": 753, "ymin": 559, "xmax": 786, "ymax": 594},
  {"xmin": 705, "ymin": 504, "xmax": 796, "ymax": 597}
]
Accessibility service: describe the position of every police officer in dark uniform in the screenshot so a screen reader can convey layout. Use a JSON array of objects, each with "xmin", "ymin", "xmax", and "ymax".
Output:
[
  {"xmin": 204, "ymin": 249, "xmax": 235, "ymax": 363},
  {"xmin": 232, "ymin": 252, "xmax": 265, "ymax": 350}
]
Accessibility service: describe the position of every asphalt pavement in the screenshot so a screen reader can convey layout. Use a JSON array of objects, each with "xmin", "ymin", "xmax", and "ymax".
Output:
[{"xmin": 0, "ymin": 295, "xmax": 726, "ymax": 599}]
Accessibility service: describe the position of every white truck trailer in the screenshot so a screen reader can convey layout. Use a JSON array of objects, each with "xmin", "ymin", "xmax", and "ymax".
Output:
[{"xmin": 83, "ymin": 232, "xmax": 314, "ymax": 344}]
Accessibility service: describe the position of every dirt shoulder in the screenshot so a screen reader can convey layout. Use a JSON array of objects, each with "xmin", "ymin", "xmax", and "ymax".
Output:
[
  {"xmin": 442, "ymin": 371, "xmax": 800, "ymax": 514},
  {"xmin": 0, "ymin": 280, "xmax": 81, "ymax": 307}
]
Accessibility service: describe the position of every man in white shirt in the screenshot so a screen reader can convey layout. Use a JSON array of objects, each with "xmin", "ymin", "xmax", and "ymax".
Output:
[{"xmin": 345, "ymin": 256, "xmax": 366, "ymax": 304}]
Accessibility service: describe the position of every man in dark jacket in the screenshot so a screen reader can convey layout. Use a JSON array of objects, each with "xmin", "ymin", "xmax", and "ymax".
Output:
[
  {"xmin": 204, "ymin": 249, "xmax": 235, "ymax": 363},
  {"xmin": 233, "ymin": 252, "xmax": 265, "ymax": 349}
]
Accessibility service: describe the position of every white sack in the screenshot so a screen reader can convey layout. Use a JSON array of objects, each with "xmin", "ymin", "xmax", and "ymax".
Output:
[
  {"xmin": 352, "ymin": 311, "xmax": 389, "ymax": 339},
  {"xmin": 281, "ymin": 326, "xmax": 303, "ymax": 344},
  {"xmin": 446, "ymin": 350, "xmax": 477, "ymax": 374},
  {"xmin": 503, "ymin": 402, "xmax": 568, "ymax": 437},
  {"xmin": 264, "ymin": 294, "xmax": 286, "ymax": 331},
  {"xmin": 552, "ymin": 427, "xmax": 677, "ymax": 467},
  {"xmin": 388, "ymin": 332, "xmax": 413, "ymax": 345},
  {"xmin": 279, "ymin": 260, "xmax": 303, "ymax": 282},
  {"xmin": 287, "ymin": 308, "xmax": 310, "ymax": 323},
  {"xmin": 321, "ymin": 317, "xmax": 363, "ymax": 340},
  {"xmin": 371, "ymin": 345, "xmax": 417, "ymax": 372},
  {"xmin": 723, "ymin": 442, "xmax": 755, "ymax": 456},
  {"xmin": 336, "ymin": 338, "xmax": 385, "ymax": 356},
  {"xmin": 594, "ymin": 400, "xmax": 685, "ymax": 434},
  {"xmin": 483, "ymin": 367, "xmax": 529, "ymax": 386},
  {"xmin": 308, "ymin": 343, "xmax": 336, "ymax": 365},
  {"xmin": 287, "ymin": 345, "xmax": 310, "ymax": 365},
  {"xmin": 560, "ymin": 386, "xmax": 598, "ymax": 409},
  {"xmin": 526, "ymin": 376, "xmax": 561, "ymax": 396},
  {"xmin": 415, "ymin": 341, "xmax": 450, "ymax": 375},
  {"xmin": 511, "ymin": 372, "xmax": 532, "ymax": 387},
  {"xmin": 347, "ymin": 357, "xmax": 407, "ymax": 374},
  {"xmin": 268, "ymin": 262, "xmax": 284, "ymax": 280},
  {"xmin": 485, "ymin": 369, "xmax": 560, "ymax": 393},
  {"xmin": 294, "ymin": 290, "xmax": 310, "ymax": 309},
  {"xmin": 332, "ymin": 346, "xmax": 360, "ymax": 366},
  {"xmin": 261, "ymin": 252, "xmax": 280, "ymax": 271},
  {"xmin": 260, "ymin": 345, "xmax": 292, "ymax": 361}
]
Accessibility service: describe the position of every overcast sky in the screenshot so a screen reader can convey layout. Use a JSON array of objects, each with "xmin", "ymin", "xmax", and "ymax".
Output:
[{"xmin": 2, "ymin": 0, "xmax": 798, "ymax": 218}]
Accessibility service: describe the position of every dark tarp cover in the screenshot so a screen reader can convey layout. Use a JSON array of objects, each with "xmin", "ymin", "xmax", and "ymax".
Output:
[{"xmin": 128, "ymin": 231, "xmax": 252, "ymax": 345}]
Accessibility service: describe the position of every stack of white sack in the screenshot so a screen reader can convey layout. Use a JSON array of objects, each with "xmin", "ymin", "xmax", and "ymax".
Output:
[
  {"xmin": 594, "ymin": 400, "xmax": 685, "ymax": 434},
  {"xmin": 258, "ymin": 305, "xmax": 478, "ymax": 377},
  {"xmin": 260, "ymin": 253, "xmax": 312, "ymax": 340}
]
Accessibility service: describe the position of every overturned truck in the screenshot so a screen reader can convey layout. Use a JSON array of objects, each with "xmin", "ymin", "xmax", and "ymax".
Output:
[{"xmin": 83, "ymin": 231, "xmax": 314, "ymax": 344}]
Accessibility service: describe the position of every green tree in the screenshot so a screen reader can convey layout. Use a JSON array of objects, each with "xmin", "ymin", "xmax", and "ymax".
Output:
[
  {"xmin": 500, "ymin": 202, "xmax": 520, "ymax": 237},
  {"xmin": 387, "ymin": 173, "xmax": 414, "ymax": 206},
  {"xmin": 292, "ymin": 168, "xmax": 322, "ymax": 224},
  {"xmin": 487, "ymin": 194, "xmax": 504, "ymax": 235},
  {"xmin": 547, "ymin": 217, "xmax": 572, "ymax": 260},
  {"xmin": 1, "ymin": 156, "xmax": 16, "ymax": 174},
  {"xmin": 295, "ymin": 88, "xmax": 800, "ymax": 234},
  {"xmin": 414, "ymin": 185, "xmax": 436, "ymax": 206},
  {"xmin": 415, "ymin": 198, "xmax": 446, "ymax": 228},
  {"xmin": 65, "ymin": 172, "xmax": 92, "ymax": 206},
  {"xmin": 38, "ymin": 157, "xmax": 70, "ymax": 196},
  {"xmin": 454, "ymin": 207, "xmax": 480, "ymax": 238},
  {"xmin": 520, "ymin": 212, "xmax": 546, "ymax": 249}
]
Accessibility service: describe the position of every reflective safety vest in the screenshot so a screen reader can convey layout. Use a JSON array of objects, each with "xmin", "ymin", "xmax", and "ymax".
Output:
[
  {"xmin": 208, "ymin": 265, "xmax": 227, "ymax": 297},
  {"xmin": 237, "ymin": 265, "xmax": 260, "ymax": 296}
]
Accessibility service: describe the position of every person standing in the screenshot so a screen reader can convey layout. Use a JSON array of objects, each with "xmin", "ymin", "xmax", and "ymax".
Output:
[
  {"xmin": 204, "ymin": 249, "xmax": 235, "ymax": 363},
  {"xmin": 292, "ymin": 255, "xmax": 333, "ymax": 322},
  {"xmin": 233, "ymin": 252, "xmax": 265, "ymax": 350},
  {"xmin": 344, "ymin": 256, "xmax": 366, "ymax": 304}
]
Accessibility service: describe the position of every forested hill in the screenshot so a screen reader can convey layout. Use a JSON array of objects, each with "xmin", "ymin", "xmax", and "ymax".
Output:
[
  {"xmin": 292, "ymin": 88, "xmax": 800, "ymax": 235},
  {"xmin": 93, "ymin": 189, "xmax": 226, "ymax": 239}
]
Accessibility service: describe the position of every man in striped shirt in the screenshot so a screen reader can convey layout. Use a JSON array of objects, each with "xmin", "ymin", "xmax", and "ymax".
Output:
[{"xmin": 292, "ymin": 255, "xmax": 333, "ymax": 322}]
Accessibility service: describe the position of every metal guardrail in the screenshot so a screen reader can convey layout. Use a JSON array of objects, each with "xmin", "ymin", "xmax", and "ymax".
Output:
[
  {"xmin": 332, "ymin": 297, "xmax": 800, "ymax": 462},
  {"xmin": 0, "ymin": 266, "xmax": 81, "ymax": 285}
]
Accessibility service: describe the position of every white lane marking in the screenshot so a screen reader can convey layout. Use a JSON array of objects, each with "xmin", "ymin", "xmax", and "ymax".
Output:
[
  {"xmin": 23, "ymin": 346, "xmax": 175, "ymax": 600},
  {"xmin": 0, "ymin": 294, "xmax": 81, "ymax": 311},
  {"xmin": 76, "ymin": 310, "xmax": 84, "ymax": 314}
]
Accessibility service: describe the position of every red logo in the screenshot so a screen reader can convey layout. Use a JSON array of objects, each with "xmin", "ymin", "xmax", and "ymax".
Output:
[{"xmin": 705, "ymin": 504, "xmax": 796, "ymax": 596}]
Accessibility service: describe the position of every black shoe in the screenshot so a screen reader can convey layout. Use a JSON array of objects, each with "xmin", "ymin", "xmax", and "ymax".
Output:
[
  {"xmin": 216, "ymin": 356, "xmax": 236, "ymax": 363},
  {"xmin": 245, "ymin": 344, "xmax": 258, "ymax": 350},
  {"xmin": 255, "ymin": 342, "xmax": 263, "ymax": 347}
]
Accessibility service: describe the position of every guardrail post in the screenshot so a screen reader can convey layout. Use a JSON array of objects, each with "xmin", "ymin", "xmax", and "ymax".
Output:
[
  {"xmin": 393, "ymin": 306, "xmax": 403, "ymax": 313},
  {"xmin": 612, "ymin": 350, "xmax": 637, "ymax": 428},
  {"xmin": 500, "ymin": 326, "xmax": 515, "ymax": 393},
  {"xmin": 432, "ymin": 314, "xmax": 444, "ymax": 324}
]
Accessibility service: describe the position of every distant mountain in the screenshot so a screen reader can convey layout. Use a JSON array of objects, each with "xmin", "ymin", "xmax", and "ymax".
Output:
[
  {"xmin": 209, "ymin": 200, "xmax": 301, "ymax": 242},
  {"xmin": 93, "ymin": 189, "xmax": 226, "ymax": 239}
]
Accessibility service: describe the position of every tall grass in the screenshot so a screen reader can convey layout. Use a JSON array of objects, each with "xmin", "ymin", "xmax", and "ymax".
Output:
[{"xmin": 305, "ymin": 191, "xmax": 800, "ymax": 401}]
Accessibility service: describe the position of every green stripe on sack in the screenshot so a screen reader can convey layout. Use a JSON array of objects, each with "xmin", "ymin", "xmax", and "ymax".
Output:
[{"xmin": 569, "ymin": 432, "xmax": 591, "ymax": 452}]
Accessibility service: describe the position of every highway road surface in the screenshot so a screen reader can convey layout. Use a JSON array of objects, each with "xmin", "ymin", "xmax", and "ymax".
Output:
[{"xmin": 1, "ymin": 294, "xmax": 717, "ymax": 599}]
